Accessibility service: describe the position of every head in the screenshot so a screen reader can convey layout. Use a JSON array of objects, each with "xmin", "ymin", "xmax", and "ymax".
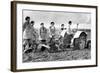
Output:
[
  {"xmin": 77, "ymin": 23, "xmax": 79, "ymax": 26},
  {"xmin": 61, "ymin": 24, "xmax": 64, "ymax": 28},
  {"xmin": 40, "ymin": 23, "xmax": 44, "ymax": 27},
  {"xmin": 51, "ymin": 22, "xmax": 55, "ymax": 26},
  {"xmin": 68, "ymin": 21, "xmax": 72, "ymax": 25},
  {"xmin": 25, "ymin": 16, "xmax": 30, "ymax": 22},
  {"xmin": 31, "ymin": 21, "xmax": 35, "ymax": 26}
]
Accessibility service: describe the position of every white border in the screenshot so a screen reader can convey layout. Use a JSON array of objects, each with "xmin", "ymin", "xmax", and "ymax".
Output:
[{"xmin": 17, "ymin": 3, "xmax": 96, "ymax": 69}]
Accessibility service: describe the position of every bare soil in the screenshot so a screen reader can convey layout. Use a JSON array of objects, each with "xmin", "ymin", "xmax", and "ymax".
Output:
[{"xmin": 23, "ymin": 49, "xmax": 91, "ymax": 62}]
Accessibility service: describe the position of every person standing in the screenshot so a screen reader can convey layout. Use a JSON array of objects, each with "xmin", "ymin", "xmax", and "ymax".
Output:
[
  {"xmin": 63, "ymin": 21, "xmax": 73, "ymax": 48},
  {"xmin": 30, "ymin": 21, "xmax": 38, "ymax": 41},
  {"xmin": 67, "ymin": 21, "xmax": 73, "ymax": 34},
  {"xmin": 60, "ymin": 24, "xmax": 67, "ymax": 37},
  {"xmin": 23, "ymin": 16, "xmax": 35, "ymax": 50},
  {"xmin": 39, "ymin": 23, "xmax": 47, "ymax": 42},
  {"xmin": 23, "ymin": 16, "xmax": 31, "ymax": 50},
  {"xmin": 49, "ymin": 22, "xmax": 56, "ymax": 38}
]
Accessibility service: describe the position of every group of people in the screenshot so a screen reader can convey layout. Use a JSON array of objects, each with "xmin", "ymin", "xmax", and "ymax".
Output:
[{"xmin": 23, "ymin": 16, "xmax": 76, "ymax": 52}]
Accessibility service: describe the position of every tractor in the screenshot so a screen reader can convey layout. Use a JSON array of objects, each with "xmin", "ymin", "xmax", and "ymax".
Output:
[
  {"xmin": 59, "ymin": 21, "xmax": 91, "ymax": 50},
  {"xmin": 59, "ymin": 30, "xmax": 91, "ymax": 50}
]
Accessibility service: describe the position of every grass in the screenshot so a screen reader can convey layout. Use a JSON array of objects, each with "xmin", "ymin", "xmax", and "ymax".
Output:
[{"xmin": 23, "ymin": 49, "xmax": 91, "ymax": 63}]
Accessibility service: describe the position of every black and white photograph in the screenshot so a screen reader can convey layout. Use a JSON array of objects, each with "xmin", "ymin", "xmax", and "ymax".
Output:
[
  {"xmin": 22, "ymin": 10, "xmax": 91, "ymax": 62},
  {"xmin": 11, "ymin": 1, "xmax": 97, "ymax": 71}
]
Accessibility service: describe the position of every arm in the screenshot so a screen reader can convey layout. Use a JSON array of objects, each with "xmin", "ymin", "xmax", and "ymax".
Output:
[
  {"xmin": 54, "ymin": 26, "xmax": 56, "ymax": 33},
  {"xmin": 39, "ymin": 28, "xmax": 41, "ymax": 36},
  {"xmin": 23, "ymin": 22, "xmax": 27, "ymax": 32}
]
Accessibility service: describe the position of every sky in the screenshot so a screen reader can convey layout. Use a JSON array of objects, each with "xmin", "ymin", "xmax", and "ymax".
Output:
[{"xmin": 23, "ymin": 10, "xmax": 91, "ymax": 29}]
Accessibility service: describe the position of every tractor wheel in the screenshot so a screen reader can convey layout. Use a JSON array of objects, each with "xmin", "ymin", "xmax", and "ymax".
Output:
[
  {"xmin": 79, "ymin": 38, "xmax": 86, "ymax": 50},
  {"xmin": 87, "ymin": 40, "xmax": 91, "ymax": 49},
  {"xmin": 73, "ymin": 37, "xmax": 86, "ymax": 50},
  {"xmin": 73, "ymin": 38, "xmax": 80, "ymax": 50},
  {"xmin": 79, "ymin": 36, "xmax": 86, "ymax": 50}
]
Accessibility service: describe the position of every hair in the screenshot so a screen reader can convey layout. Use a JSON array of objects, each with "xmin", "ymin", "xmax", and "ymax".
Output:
[
  {"xmin": 61, "ymin": 24, "xmax": 64, "ymax": 26},
  {"xmin": 31, "ymin": 21, "xmax": 34, "ymax": 24},
  {"xmin": 25, "ymin": 16, "xmax": 30, "ymax": 21},
  {"xmin": 40, "ymin": 23, "xmax": 44, "ymax": 25},
  {"xmin": 51, "ymin": 22, "xmax": 54, "ymax": 24},
  {"xmin": 68, "ymin": 21, "xmax": 72, "ymax": 24}
]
